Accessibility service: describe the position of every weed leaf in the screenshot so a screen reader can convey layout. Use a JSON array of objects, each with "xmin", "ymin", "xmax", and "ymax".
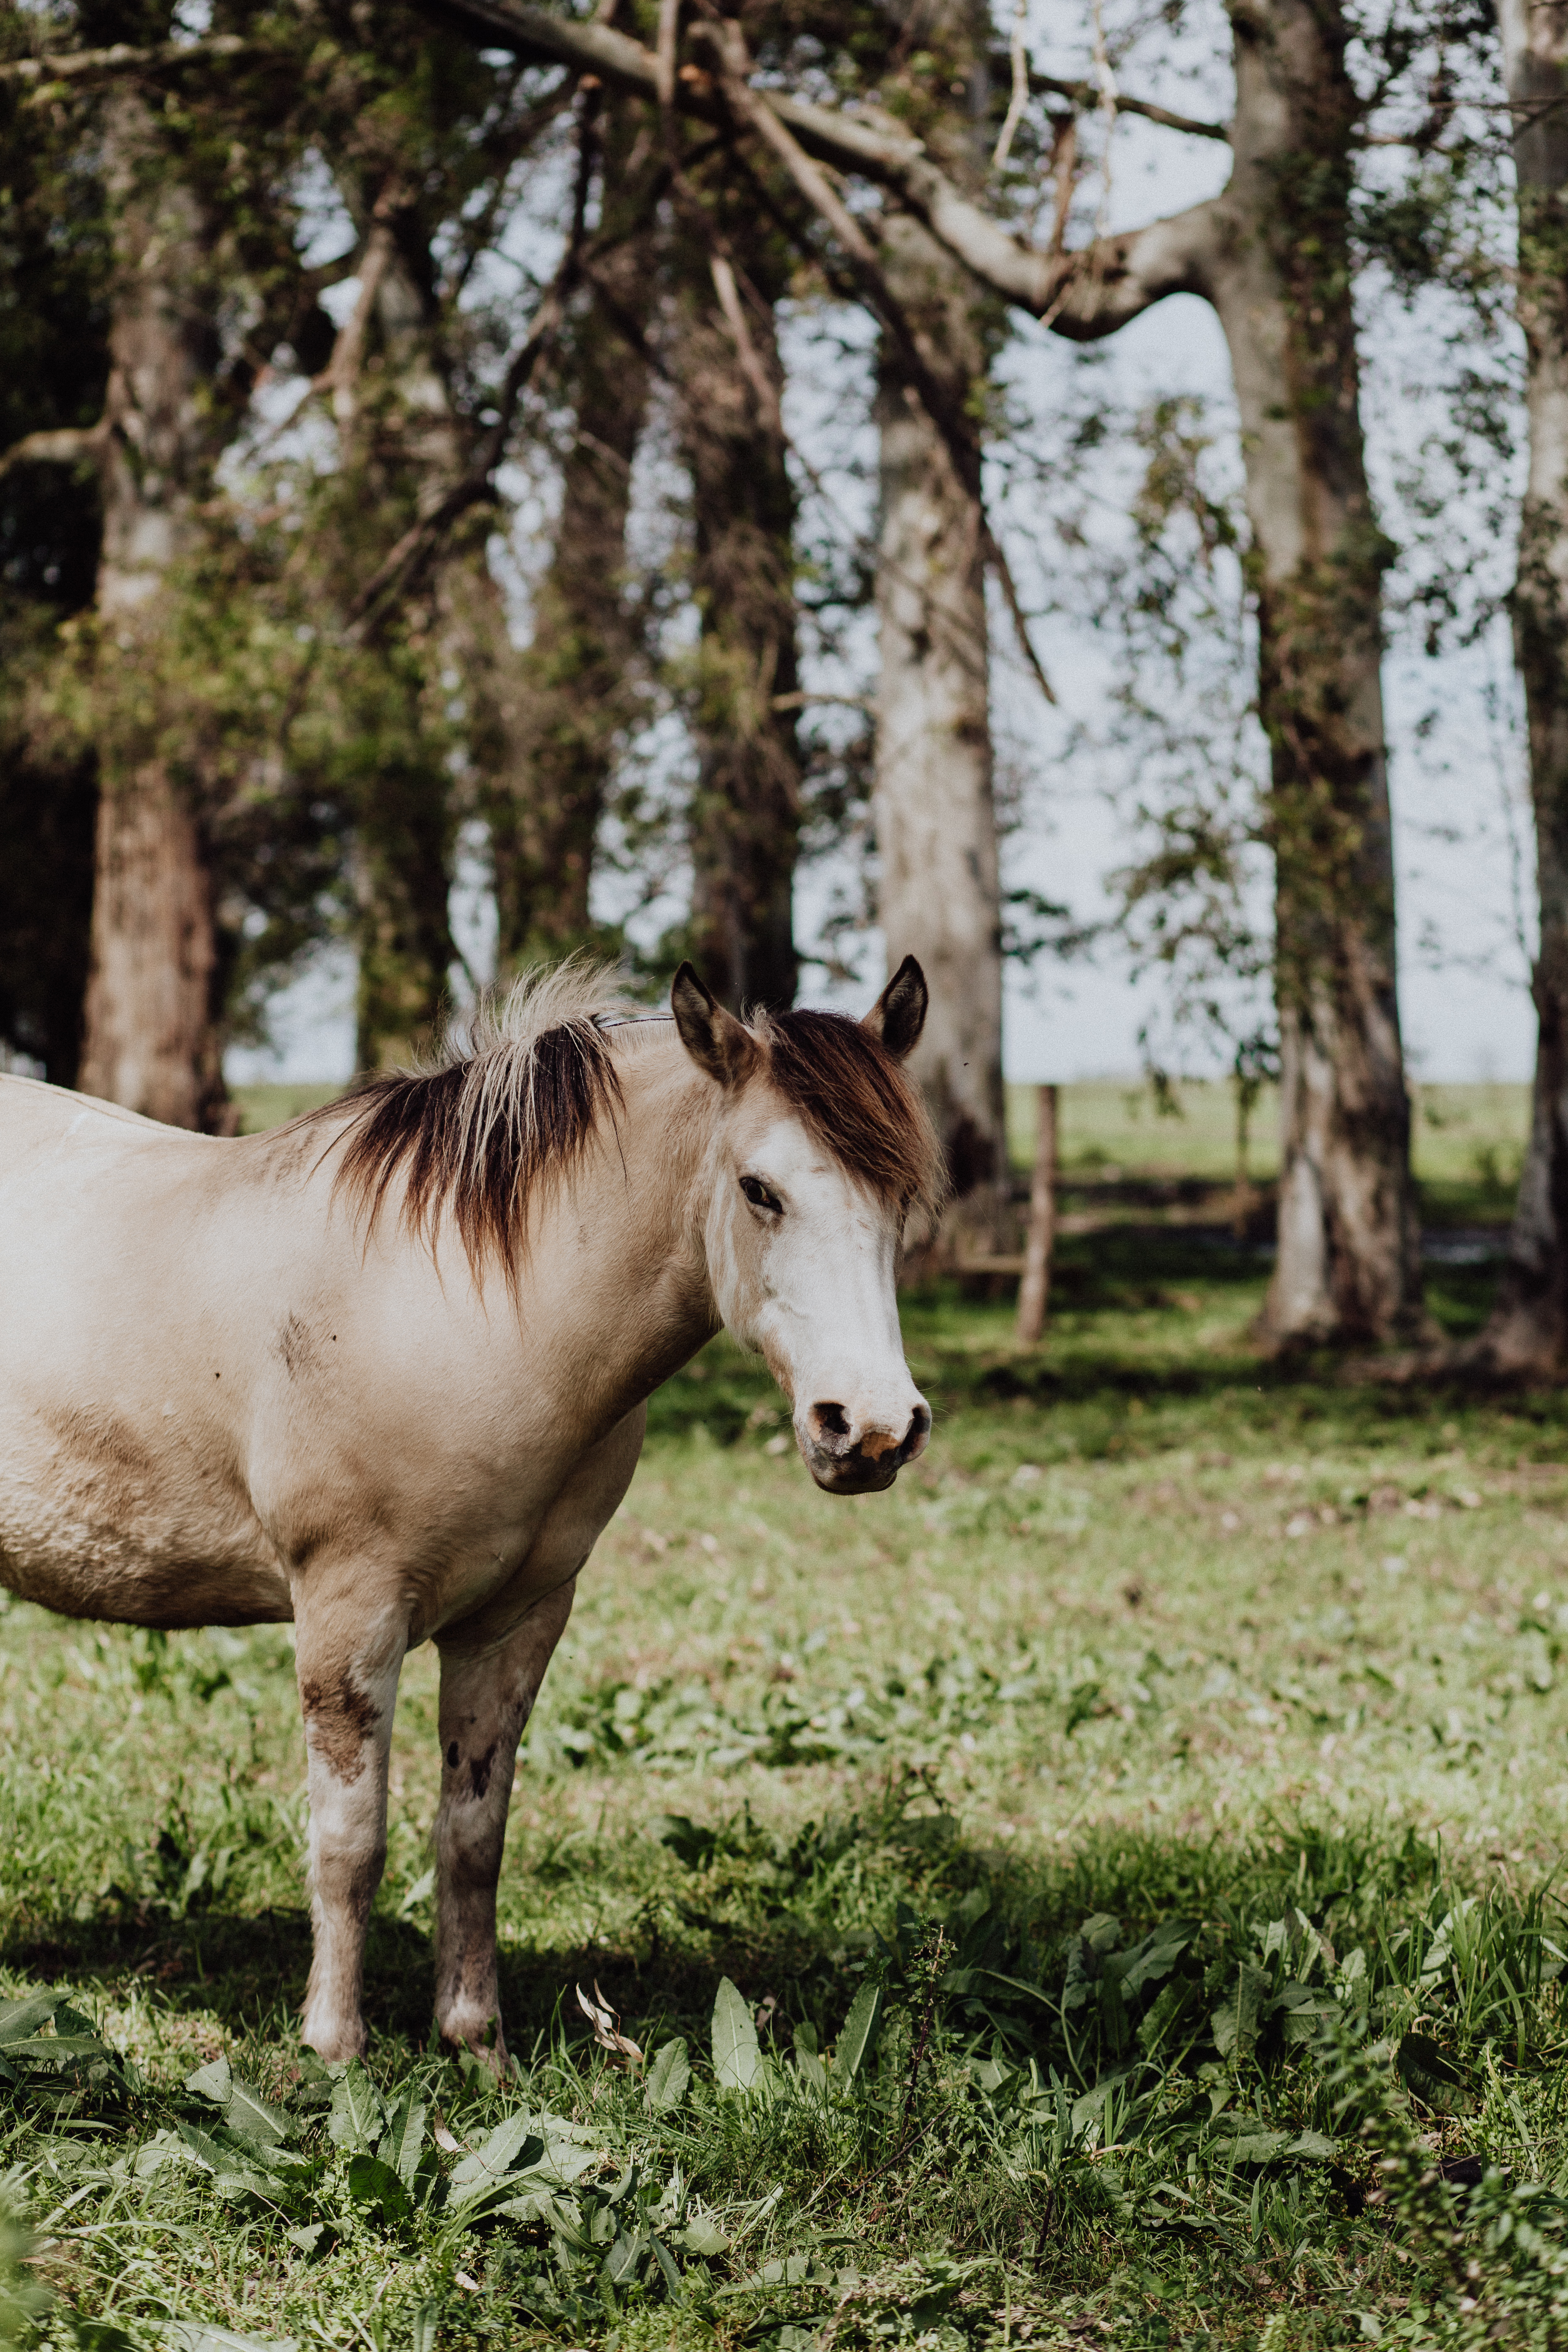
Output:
[
  {"xmin": 448, "ymin": 2114, "xmax": 544, "ymax": 2207},
  {"xmin": 377, "ymin": 2094, "xmax": 428, "ymax": 2188},
  {"xmin": 185, "ymin": 2057, "xmax": 232, "ymax": 2108},
  {"xmin": 712, "ymin": 1978, "xmax": 761, "ymax": 2092},
  {"xmin": 224, "ymin": 2077, "xmax": 293, "ymax": 2149},
  {"xmin": 645, "ymin": 2037, "xmax": 691, "ymax": 2115},
  {"xmin": 345, "ymin": 2151, "xmax": 411, "ymax": 2226},
  {"xmin": 0, "ymin": 1996, "xmax": 62, "ymax": 2044},
  {"xmin": 326, "ymin": 2061, "xmax": 383, "ymax": 2153},
  {"xmin": 601, "ymin": 2228, "xmax": 646, "ymax": 2285},
  {"xmin": 793, "ymin": 2021, "xmax": 827, "ymax": 2092},
  {"xmin": 679, "ymin": 2213, "xmax": 730, "ymax": 2256},
  {"xmin": 835, "ymin": 1981, "xmax": 884, "ymax": 2081}
]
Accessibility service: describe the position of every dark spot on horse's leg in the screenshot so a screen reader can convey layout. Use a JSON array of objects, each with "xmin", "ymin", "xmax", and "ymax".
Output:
[
  {"xmin": 446, "ymin": 1742, "xmax": 460, "ymax": 1769},
  {"xmin": 468, "ymin": 1741, "xmax": 498, "ymax": 1801},
  {"xmin": 298, "ymin": 1669, "xmax": 380, "ymax": 1782}
]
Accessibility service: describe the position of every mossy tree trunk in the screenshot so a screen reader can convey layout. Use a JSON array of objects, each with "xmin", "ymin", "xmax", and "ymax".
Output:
[
  {"xmin": 336, "ymin": 227, "xmax": 462, "ymax": 1074},
  {"xmin": 1467, "ymin": 0, "xmax": 1568, "ymax": 1373},
  {"xmin": 872, "ymin": 211, "xmax": 1004, "ymax": 1220},
  {"xmin": 488, "ymin": 103, "xmax": 655, "ymax": 977},
  {"xmin": 74, "ymin": 90, "xmax": 235, "ymax": 1131},
  {"xmin": 1053, "ymin": 0, "xmax": 1425, "ymax": 1347},
  {"xmin": 672, "ymin": 222, "xmax": 801, "ymax": 1015},
  {"xmin": 869, "ymin": 2, "xmax": 1008, "ymax": 1244}
]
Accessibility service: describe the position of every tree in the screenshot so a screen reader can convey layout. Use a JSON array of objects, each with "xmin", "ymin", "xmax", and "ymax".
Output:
[
  {"xmin": 1461, "ymin": 0, "xmax": 1568, "ymax": 1374},
  {"xmin": 668, "ymin": 173, "xmax": 803, "ymax": 1014},
  {"xmin": 486, "ymin": 96, "xmax": 656, "ymax": 977},
  {"xmin": 0, "ymin": 8, "xmax": 330, "ymax": 1126},
  {"xmin": 425, "ymin": 0, "xmax": 1432, "ymax": 1346},
  {"xmin": 0, "ymin": 12, "xmax": 109, "ymax": 1083},
  {"xmin": 870, "ymin": 0, "xmax": 1007, "ymax": 1226}
]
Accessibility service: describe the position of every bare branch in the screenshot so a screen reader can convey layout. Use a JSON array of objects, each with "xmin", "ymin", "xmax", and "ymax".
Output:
[
  {"xmin": 1029, "ymin": 70, "xmax": 1230, "ymax": 144},
  {"xmin": 0, "ymin": 34, "xmax": 253, "ymax": 86},
  {"xmin": 0, "ymin": 421, "xmax": 110, "ymax": 479}
]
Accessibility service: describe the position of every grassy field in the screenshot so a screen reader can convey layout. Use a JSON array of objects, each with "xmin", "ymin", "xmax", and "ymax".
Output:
[
  {"xmin": 1002, "ymin": 1081, "xmax": 1532, "ymax": 1219},
  {"xmin": 8, "ymin": 1213, "xmax": 1568, "ymax": 2349}
]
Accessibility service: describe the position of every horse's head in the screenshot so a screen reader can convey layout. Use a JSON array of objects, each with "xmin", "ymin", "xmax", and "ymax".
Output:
[{"xmin": 672, "ymin": 958, "xmax": 940, "ymax": 1496}]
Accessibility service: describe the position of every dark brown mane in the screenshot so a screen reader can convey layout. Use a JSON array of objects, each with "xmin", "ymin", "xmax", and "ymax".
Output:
[
  {"xmin": 755, "ymin": 1008, "xmax": 946, "ymax": 1224},
  {"xmin": 302, "ymin": 965, "xmax": 629, "ymax": 1291}
]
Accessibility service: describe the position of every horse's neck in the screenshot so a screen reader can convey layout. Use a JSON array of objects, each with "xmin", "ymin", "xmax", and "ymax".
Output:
[{"xmin": 540, "ymin": 1034, "xmax": 720, "ymax": 1421}]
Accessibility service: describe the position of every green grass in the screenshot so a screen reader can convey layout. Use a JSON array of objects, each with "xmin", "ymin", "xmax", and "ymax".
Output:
[
  {"xmin": 1006, "ymin": 1080, "xmax": 1531, "ymax": 1206},
  {"xmin": 10, "ymin": 1235, "xmax": 1568, "ymax": 2349},
  {"xmin": 233, "ymin": 1083, "xmax": 345, "ymax": 1135}
]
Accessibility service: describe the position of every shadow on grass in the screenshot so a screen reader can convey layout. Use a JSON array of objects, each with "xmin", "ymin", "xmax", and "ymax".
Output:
[{"xmin": 0, "ymin": 1796, "xmax": 1493, "ymax": 2064}]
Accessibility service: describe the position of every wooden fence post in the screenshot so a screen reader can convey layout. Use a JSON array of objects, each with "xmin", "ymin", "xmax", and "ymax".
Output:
[{"xmin": 1016, "ymin": 1083, "xmax": 1057, "ymax": 1346}]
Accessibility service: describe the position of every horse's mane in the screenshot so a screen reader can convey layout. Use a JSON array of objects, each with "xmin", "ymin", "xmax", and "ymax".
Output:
[{"xmin": 306, "ymin": 961, "xmax": 944, "ymax": 1286}]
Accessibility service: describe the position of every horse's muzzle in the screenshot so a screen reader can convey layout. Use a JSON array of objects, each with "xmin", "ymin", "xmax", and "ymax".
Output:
[{"xmin": 797, "ymin": 1399, "xmax": 931, "ymax": 1494}]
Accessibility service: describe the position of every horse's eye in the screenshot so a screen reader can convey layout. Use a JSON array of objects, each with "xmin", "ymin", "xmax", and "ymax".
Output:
[{"xmin": 740, "ymin": 1176, "xmax": 783, "ymax": 1213}]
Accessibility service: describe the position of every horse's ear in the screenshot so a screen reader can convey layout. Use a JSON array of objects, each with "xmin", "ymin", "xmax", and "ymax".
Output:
[
  {"xmin": 863, "ymin": 956, "xmax": 927, "ymax": 1062},
  {"xmin": 671, "ymin": 962, "xmax": 759, "ymax": 1087}
]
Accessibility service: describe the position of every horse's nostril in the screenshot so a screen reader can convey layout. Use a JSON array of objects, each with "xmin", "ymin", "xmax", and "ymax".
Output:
[
  {"xmin": 812, "ymin": 1401, "xmax": 851, "ymax": 1439},
  {"xmin": 905, "ymin": 1405, "xmax": 931, "ymax": 1449}
]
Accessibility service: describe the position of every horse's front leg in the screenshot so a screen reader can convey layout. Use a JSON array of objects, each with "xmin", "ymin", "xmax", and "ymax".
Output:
[
  {"xmin": 431, "ymin": 1402, "xmax": 647, "ymax": 2066},
  {"xmin": 433, "ymin": 1581, "xmax": 575, "ymax": 2065},
  {"xmin": 294, "ymin": 1597, "xmax": 407, "ymax": 2062}
]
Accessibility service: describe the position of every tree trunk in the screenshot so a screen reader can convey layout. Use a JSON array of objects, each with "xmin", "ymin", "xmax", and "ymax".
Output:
[
  {"xmin": 873, "ymin": 211, "xmax": 1004, "ymax": 1222},
  {"xmin": 340, "ymin": 234, "xmax": 462, "ymax": 1071},
  {"xmin": 77, "ymin": 90, "xmax": 234, "ymax": 1130},
  {"xmin": 489, "ymin": 109, "xmax": 654, "ymax": 975},
  {"xmin": 1467, "ymin": 0, "xmax": 1568, "ymax": 1373},
  {"xmin": 77, "ymin": 760, "xmax": 226, "ymax": 1128},
  {"xmin": 675, "ymin": 254, "xmax": 801, "ymax": 1014},
  {"xmin": 1052, "ymin": 0, "xmax": 1425, "ymax": 1346},
  {"xmin": 868, "ymin": 0, "xmax": 1007, "ymax": 1242},
  {"xmin": 1223, "ymin": 0, "xmax": 1422, "ymax": 1347}
]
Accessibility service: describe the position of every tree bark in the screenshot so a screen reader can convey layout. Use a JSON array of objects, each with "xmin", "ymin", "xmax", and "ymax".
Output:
[
  {"xmin": 338, "ymin": 232, "xmax": 463, "ymax": 1072},
  {"xmin": 675, "ymin": 253, "xmax": 802, "ymax": 1015},
  {"xmin": 73, "ymin": 90, "xmax": 235, "ymax": 1130},
  {"xmin": 1053, "ymin": 0, "xmax": 1425, "ymax": 1347},
  {"xmin": 488, "ymin": 111, "xmax": 653, "ymax": 975},
  {"xmin": 77, "ymin": 761, "xmax": 227, "ymax": 1126},
  {"xmin": 1460, "ymin": 0, "xmax": 1568, "ymax": 1372},
  {"xmin": 873, "ymin": 210, "xmax": 1005, "ymax": 1216}
]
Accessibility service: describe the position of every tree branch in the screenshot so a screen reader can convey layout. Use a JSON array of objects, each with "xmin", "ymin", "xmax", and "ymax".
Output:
[
  {"xmin": 1045, "ymin": 201, "xmax": 1223, "ymax": 338},
  {"xmin": 412, "ymin": 0, "xmax": 1217, "ymax": 326},
  {"xmin": 1028, "ymin": 70, "xmax": 1230, "ymax": 143},
  {"xmin": 0, "ymin": 421, "xmax": 110, "ymax": 479},
  {"xmin": 0, "ymin": 34, "xmax": 253, "ymax": 86},
  {"xmin": 690, "ymin": 13, "xmax": 1053, "ymax": 703}
]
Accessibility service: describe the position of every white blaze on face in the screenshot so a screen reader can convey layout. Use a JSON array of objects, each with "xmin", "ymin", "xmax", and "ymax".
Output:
[{"xmin": 705, "ymin": 1106, "xmax": 930, "ymax": 1495}]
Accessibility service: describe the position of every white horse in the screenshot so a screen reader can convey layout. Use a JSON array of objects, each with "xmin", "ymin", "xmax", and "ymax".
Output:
[{"xmin": 0, "ymin": 959, "xmax": 940, "ymax": 2065}]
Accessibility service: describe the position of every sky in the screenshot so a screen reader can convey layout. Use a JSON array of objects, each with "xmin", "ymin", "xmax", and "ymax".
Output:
[{"xmin": 227, "ymin": 0, "xmax": 1539, "ymax": 1090}]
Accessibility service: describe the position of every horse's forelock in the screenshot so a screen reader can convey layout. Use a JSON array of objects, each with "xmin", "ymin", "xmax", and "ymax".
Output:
[{"xmin": 750, "ymin": 1008, "xmax": 946, "ymax": 1226}]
